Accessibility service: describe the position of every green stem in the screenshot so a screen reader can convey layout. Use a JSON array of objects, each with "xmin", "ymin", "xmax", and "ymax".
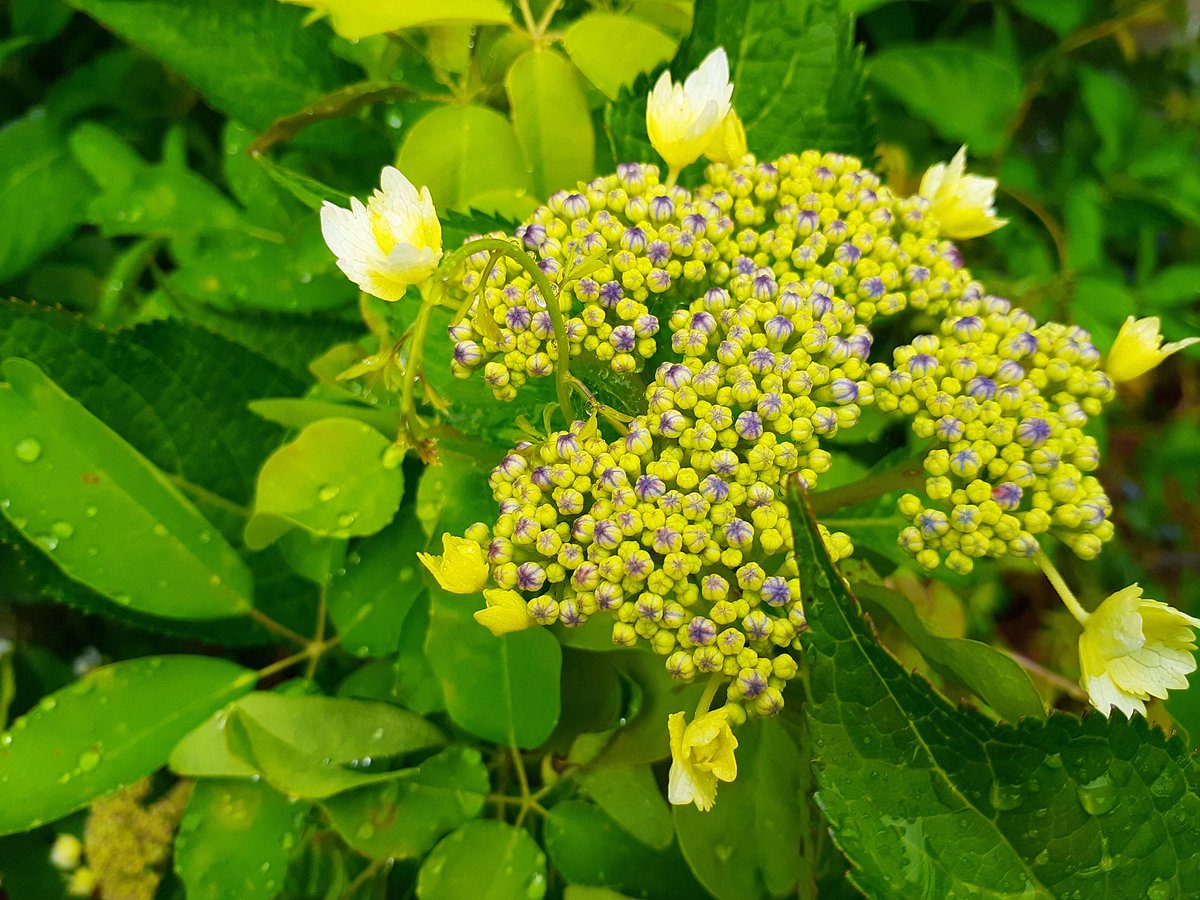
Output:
[
  {"xmin": 808, "ymin": 452, "xmax": 927, "ymax": 515},
  {"xmin": 1034, "ymin": 549, "xmax": 1091, "ymax": 625},
  {"xmin": 444, "ymin": 237, "xmax": 576, "ymax": 422},
  {"xmin": 400, "ymin": 280, "xmax": 439, "ymax": 441},
  {"xmin": 694, "ymin": 673, "xmax": 724, "ymax": 718}
]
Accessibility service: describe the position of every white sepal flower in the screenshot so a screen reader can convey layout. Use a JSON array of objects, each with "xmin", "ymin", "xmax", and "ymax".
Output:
[
  {"xmin": 320, "ymin": 166, "xmax": 442, "ymax": 302},
  {"xmin": 1079, "ymin": 585, "xmax": 1200, "ymax": 717},
  {"xmin": 646, "ymin": 48, "xmax": 734, "ymax": 177},
  {"xmin": 919, "ymin": 146, "xmax": 1007, "ymax": 239}
]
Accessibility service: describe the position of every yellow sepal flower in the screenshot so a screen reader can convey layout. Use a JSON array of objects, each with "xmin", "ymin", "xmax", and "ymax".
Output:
[
  {"xmin": 1079, "ymin": 585, "xmax": 1200, "ymax": 717},
  {"xmin": 646, "ymin": 48, "xmax": 733, "ymax": 178},
  {"xmin": 703, "ymin": 109, "xmax": 748, "ymax": 167},
  {"xmin": 474, "ymin": 589, "xmax": 538, "ymax": 637},
  {"xmin": 417, "ymin": 534, "xmax": 489, "ymax": 594},
  {"xmin": 1106, "ymin": 316, "xmax": 1200, "ymax": 383},
  {"xmin": 667, "ymin": 707, "xmax": 739, "ymax": 812},
  {"xmin": 918, "ymin": 146, "xmax": 1007, "ymax": 240},
  {"xmin": 320, "ymin": 165, "xmax": 443, "ymax": 302}
]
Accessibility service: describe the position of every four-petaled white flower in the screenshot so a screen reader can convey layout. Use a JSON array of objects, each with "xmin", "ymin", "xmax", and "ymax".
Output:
[
  {"xmin": 646, "ymin": 48, "xmax": 734, "ymax": 178},
  {"xmin": 320, "ymin": 166, "xmax": 443, "ymax": 302},
  {"xmin": 1106, "ymin": 315, "xmax": 1199, "ymax": 383},
  {"xmin": 1079, "ymin": 584, "xmax": 1200, "ymax": 718},
  {"xmin": 919, "ymin": 146, "xmax": 1008, "ymax": 239}
]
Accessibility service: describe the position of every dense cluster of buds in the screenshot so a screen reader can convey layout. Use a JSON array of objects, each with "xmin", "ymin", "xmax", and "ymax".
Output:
[{"xmin": 428, "ymin": 148, "xmax": 1126, "ymax": 712}]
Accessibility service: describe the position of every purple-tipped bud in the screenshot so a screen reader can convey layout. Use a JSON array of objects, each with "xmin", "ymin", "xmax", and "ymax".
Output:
[
  {"xmin": 599, "ymin": 281, "xmax": 623, "ymax": 308},
  {"xmin": 761, "ymin": 576, "xmax": 791, "ymax": 606},
  {"xmin": 1016, "ymin": 417, "xmax": 1051, "ymax": 448}
]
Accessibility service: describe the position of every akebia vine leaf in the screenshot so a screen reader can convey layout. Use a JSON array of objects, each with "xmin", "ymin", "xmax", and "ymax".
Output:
[{"xmin": 790, "ymin": 483, "xmax": 1200, "ymax": 899}]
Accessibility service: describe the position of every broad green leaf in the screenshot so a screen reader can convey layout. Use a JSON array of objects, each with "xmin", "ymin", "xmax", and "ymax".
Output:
[
  {"xmin": 1079, "ymin": 67, "xmax": 1136, "ymax": 175},
  {"xmin": 249, "ymin": 398, "xmax": 399, "ymax": 436},
  {"xmin": 321, "ymin": 746, "xmax": 489, "ymax": 859},
  {"xmin": 281, "ymin": 0, "xmax": 511, "ymax": 40},
  {"xmin": 337, "ymin": 598, "xmax": 446, "ymax": 715},
  {"xmin": 417, "ymin": 820, "xmax": 547, "ymax": 900},
  {"xmin": 1011, "ymin": 0, "xmax": 1090, "ymax": 35},
  {"xmin": 790, "ymin": 485, "xmax": 1200, "ymax": 899},
  {"xmin": 174, "ymin": 778, "xmax": 308, "ymax": 900},
  {"xmin": 608, "ymin": 0, "xmax": 872, "ymax": 166},
  {"xmin": 0, "ymin": 300, "xmax": 315, "ymax": 644},
  {"xmin": 396, "ymin": 104, "xmax": 533, "ymax": 213},
  {"xmin": 255, "ymin": 155, "xmax": 351, "ymax": 209},
  {"xmin": 1065, "ymin": 180, "xmax": 1106, "ymax": 273},
  {"xmin": 327, "ymin": 514, "xmax": 427, "ymax": 657},
  {"xmin": 868, "ymin": 42, "xmax": 1022, "ymax": 154},
  {"xmin": 0, "ymin": 656, "xmax": 255, "ymax": 835},
  {"xmin": 1141, "ymin": 264, "xmax": 1200, "ymax": 310},
  {"xmin": 425, "ymin": 587, "xmax": 562, "ymax": 748},
  {"xmin": 169, "ymin": 711, "xmax": 260, "ymax": 779},
  {"xmin": 65, "ymin": 0, "xmax": 351, "ymax": 129},
  {"xmin": 673, "ymin": 720, "xmax": 806, "ymax": 900},
  {"xmin": 594, "ymin": 652, "xmax": 705, "ymax": 767},
  {"xmin": 10, "ymin": 0, "xmax": 73, "ymax": 42},
  {"xmin": 86, "ymin": 165, "xmax": 244, "ymax": 238},
  {"xmin": 68, "ymin": 120, "xmax": 147, "ymax": 195},
  {"xmin": 544, "ymin": 800, "xmax": 704, "ymax": 898},
  {"xmin": 416, "ymin": 453, "xmax": 495, "ymax": 541},
  {"xmin": 578, "ymin": 764, "xmax": 673, "ymax": 850},
  {"xmin": 564, "ymin": 13, "xmax": 675, "ymax": 101},
  {"xmin": 855, "ymin": 583, "xmax": 1045, "ymax": 721},
  {"xmin": 0, "ymin": 359, "xmax": 253, "ymax": 619},
  {"xmin": 0, "ymin": 111, "xmax": 94, "ymax": 282},
  {"xmin": 246, "ymin": 417, "xmax": 405, "ymax": 549},
  {"xmin": 225, "ymin": 693, "xmax": 445, "ymax": 799},
  {"xmin": 506, "ymin": 48, "xmax": 596, "ymax": 198}
]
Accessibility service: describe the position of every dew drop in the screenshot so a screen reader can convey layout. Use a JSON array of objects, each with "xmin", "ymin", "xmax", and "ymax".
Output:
[
  {"xmin": 38, "ymin": 696, "xmax": 58, "ymax": 712},
  {"xmin": 990, "ymin": 782, "xmax": 1023, "ymax": 811},
  {"xmin": 14, "ymin": 438, "xmax": 41, "ymax": 462},
  {"xmin": 153, "ymin": 523, "xmax": 169, "ymax": 537},
  {"xmin": 356, "ymin": 823, "xmax": 375, "ymax": 840},
  {"xmin": 715, "ymin": 844, "xmax": 734, "ymax": 862},
  {"xmin": 78, "ymin": 748, "xmax": 102, "ymax": 772},
  {"xmin": 34, "ymin": 534, "xmax": 59, "ymax": 552},
  {"xmin": 381, "ymin": 444, "xmax": 405, "ymax": 470},
  {"xmin": 337, "ymin": 512, "xmax": 357, "ymax": 528},
  {"xmin": 318, "ymin": 484, "xmax": 340, "ymax": 502},
  {"xmin": 113, "ymin": 593, "xmax": 133, "ymax": 607},
  {"xmin": 1077, "ymin": 774, "xmax": 1116, "ymax": 815},
  {"xmin": 50, "ymin": 521, "xmax": 74, "ymax": 539},
  {"xmin": 84, "ymin": 506, "xmax": 98, "ymax": 518}
]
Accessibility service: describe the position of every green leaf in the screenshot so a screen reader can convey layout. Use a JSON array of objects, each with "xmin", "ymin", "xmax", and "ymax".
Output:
[
  {"xmin": 594, "ymin": 652, "xmax": 706, "ymax": 767},
  {"xmin": 247, "ymin": 417, "xmax": 405, "ymax": 549},
  {"xmin": 10, "ymin": 0, "xmax": 74, "ymax": 42},
  {"xmin": 578, "ymin": 765, "xmax": 674, "ymax": 850},
  {"xmin": 249, "ymin": 398, "xmax": 399, "ymax": 436},
  {"xmin": 396, "ymin": 104, "xmax": 534, "ymax": 214},
  {"xmin": 789, "ymin": 485, "xmax": 1200, "ymax": 898},
  {"xmin": 855, "ymin": 583, "xmax": 1045, "ymax": 721},
  {"xmin": 0, "ymin": 359, "xmax": 253, "ymax": 619},
  {"xmin": 1064, "ymin": 180, "xmax": 1106, "ymax": 274},
  {"xmin": 64, "ymin": 0, "xmax": 352, "ymax": 129},
  {"xmin": 506, "ymin": 48, "xmax": 596, "ymax": 199},
  {"xmin": 86, "ymin": 164, "xmax": 244, "ymax": 238},
  {"xmin": 174, "ymin": 778, "xmax": 308, "ymax": 900},
  {"xmin": 1079, "ymin": 67, "xmax": 1136, "ymax": 175},
  {"xmin": 224, "ymin": 693, "xmax": 445, "ymax": 799},
  {"xmin": 564, "ymin": 13, "xmax": 675, "ymax": 101},
  {"xmin": 425, "ymin": 587, "xmax": 562, "ymax": 748},
  {"xmin": 337, "ymin": 598, "xmax": 447, "ymax": 715},
  {"xmin": 1140, "ymin": 264, "xmax": 1200, "ymax": 311},
  {"xmin": 417, "ymin": 820, "xmax": 547, "ymax": 900},
  {"xmin": 608, "ymin": 0, "xmax": 872, "ymax": 166},
  {"xmin": 673, "ymin": 720, "xmax": 807, "ymax": 900},
  {"xmin": 328, "ymin": 513, "xmax": 427, "ymax": 657},
  {"xmin": 294, "ymin": 0, "xmax": 512, "ymax": 39},
  {"xmin": 545, "ymin": 800, "xmax": 704, "ymax": 899},
  {"xmin": 868, "ymin": 42, "xmax": 1022, "ymax": 154},
  {"xmin": 1011, "ymin": 0, "xmax": 1090, "ymax": 36},
  {"xmin": 0, "ymin": 111, "xmax": 94, "ymax": 282},
  {"xmin": 0, "ymin": 656, "xmax": 255, "ymax": 835},
  {"xmin": 321, "ymin": 746, "xmax": 489, "ymax": 860}
]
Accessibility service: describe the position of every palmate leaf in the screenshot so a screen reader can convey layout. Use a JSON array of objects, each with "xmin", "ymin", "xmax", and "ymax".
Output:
[
  {"xmin": 789, "ymin": 483, "xmax": 1200, "ymax": 898},
  {"xmin": 607, "ymin": 0, "xmax": 873, "ymax": 168},
  {"xmin": 787, "ymin": 489, "xmax": 1200, "ymax": 897}
]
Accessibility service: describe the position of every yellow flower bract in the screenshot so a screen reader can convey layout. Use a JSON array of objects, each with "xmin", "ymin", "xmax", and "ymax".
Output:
[
  {"xmin": 667, "ymin": 707, "xmax": 739, "ymax": 811},
  {"xmin": 1106, "ymin": 316, "xmax": 1200, "ymax": 383},
  {"xmin": 646, "ymin": 48, "xmax": 734, "ymax": 176},
  {"xmin": 417, "ymin": 534, "xmax": 489, "ymax": 595},
  {"xmin": 1079, "ymin": 584, "xmax": 1200, "ymax": 717},
  {"xmin": 474, "ymin": 589, "xmax": 538, "ymax": 636}
]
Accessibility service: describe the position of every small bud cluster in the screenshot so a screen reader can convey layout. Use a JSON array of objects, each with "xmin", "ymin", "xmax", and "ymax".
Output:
[
  {"xmin": 874, "ymin": 294, "xmax": 1115, "ymax": 573},
  {"xmin": 443, "ymin": 150, "xmax": 1120, "ymax": 706},
  {"xmin": 466, "ymin": 413, "xmax": 852, "ymax": 718}
]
